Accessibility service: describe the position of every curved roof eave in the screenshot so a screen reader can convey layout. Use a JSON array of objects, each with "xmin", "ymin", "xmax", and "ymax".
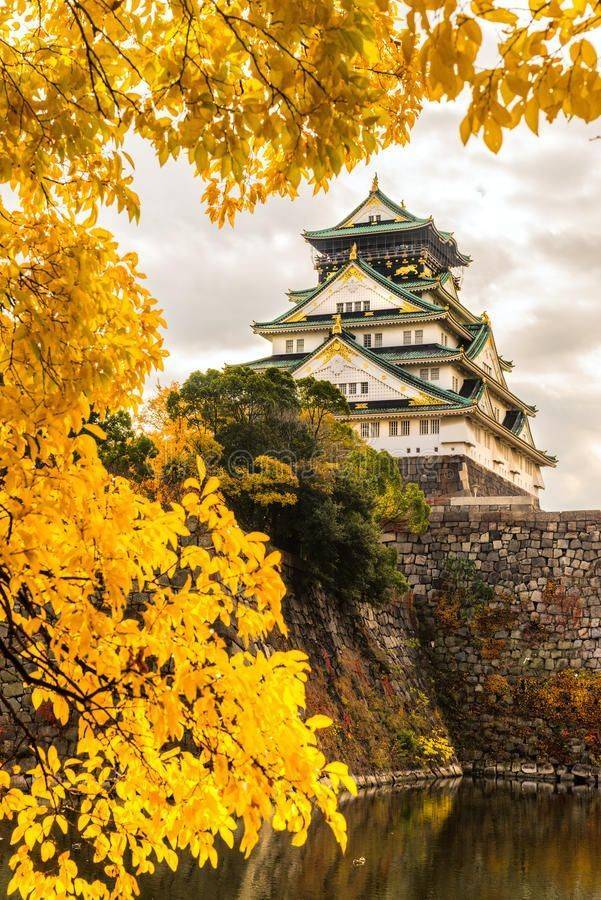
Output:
[
  {"xmin": 289, "ymin": 328, "xmax": 471, "ymax": 406},
  {"xmin": 332, "ymin": 187, "xmax": 424, "ymax": 229},
  {"xmin": 258, "ymin": 257, "xmax": 444, "ymax": 327}
]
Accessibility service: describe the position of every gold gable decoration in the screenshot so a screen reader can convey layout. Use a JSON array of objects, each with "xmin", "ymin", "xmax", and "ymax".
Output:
[
  {"xmin": 317, "ymin": 338, "xmax": 354, "ymax": 365},
  {"xmin": 286, "ymin": 309, "xmax": 307, "ymax": 323},
  {"xmin": 340, "ymin": 263, "xmax": 362, "ymax": 282},
  {"xmin": 410, "ymin": 392, "xmax": 446, "ymax": 407},
  {"xmin": 395, "ymin": 263, "xmax": 418, "ymax": 276}
]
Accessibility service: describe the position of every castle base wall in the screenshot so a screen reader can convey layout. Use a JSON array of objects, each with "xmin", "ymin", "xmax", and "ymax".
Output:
[
  {"xmin": 398, "ymin": 455, "xmax": 535, "ymax": 504},
  {"xmin": 393, "ymin": 504, "xmax": 601, "ymax": 778}
]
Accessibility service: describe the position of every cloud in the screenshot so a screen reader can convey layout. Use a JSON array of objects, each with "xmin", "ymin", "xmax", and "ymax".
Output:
[{"xmin": 101, "ymin": 105, "xmax": 601, "ymax": 512}]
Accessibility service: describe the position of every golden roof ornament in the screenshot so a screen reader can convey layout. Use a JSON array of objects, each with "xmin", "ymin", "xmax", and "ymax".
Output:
[
  {"xmin": 332, "ymin": 313, "xmax": 342, "ymax": 334},
  {"xmin": 349, "ymin": 242, "xmax": 358, "ymax": 260},
  {"xmin": 370, "ymin": 173, "xmax": 379, "ymax": 193},
  {"xmin": 481, "ymin": 311, "xmax": 490, "ymax": 324}
]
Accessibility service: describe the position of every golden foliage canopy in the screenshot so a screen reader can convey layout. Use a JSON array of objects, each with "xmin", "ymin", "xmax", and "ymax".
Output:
[
  {"xmin": 0, "ymin": 207, "xmax": 352, "ymax": 898},
  {"xmin": 0, "ymin": 0, "xmax": 597, "ymax": 230}
]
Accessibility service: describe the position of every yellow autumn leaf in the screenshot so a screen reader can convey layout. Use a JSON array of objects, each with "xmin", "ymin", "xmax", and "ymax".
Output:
[
  {"xmin": 525, "ymin": 98, "xmax": 540, "ymax": 134},
  {"xmin": 305, "ymin": 715, "xmax": 334, "ymax": 731},
  {"xmin": 41, "ymin": 840, "xmax": 56, "ymax": 862},
  {"xmin": 483, "ymin": 118, "xmax": 503, "ymax": 152}
]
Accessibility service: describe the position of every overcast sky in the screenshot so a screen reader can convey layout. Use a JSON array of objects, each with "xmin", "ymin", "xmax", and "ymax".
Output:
[{"xmin": 104, "ymin": 102, "xmax": 600, "ymax": 512}]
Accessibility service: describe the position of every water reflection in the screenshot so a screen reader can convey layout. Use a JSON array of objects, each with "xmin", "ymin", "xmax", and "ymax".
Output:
[
  {"xmin": 2, "ymin": 779, "xmax": 601, "ymax": 899},
  {"xmin": 141, "ymin": 779, "xmax": 601, "ymax": 900}
]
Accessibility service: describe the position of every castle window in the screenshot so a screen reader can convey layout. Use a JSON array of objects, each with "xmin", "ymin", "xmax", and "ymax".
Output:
[
  {"xmin": 370, "ymin": 422, "xmax": 380, "ymax": 438},
  {"xmin": 389, "ymin": 420, "xmax": 398, "ymax": 437},
  {"xmin": 363, "ymin": 334, "xmax": 372, "ymax": 348},
  {"xmin": 420, "ymin": 368, "xmax": 429, "ymax": 381},
  {"xmin": 348, "ymin": 383, "xmax": 357, "ymax": 395},
  {"xmin": 403, "ymin": 330, "xmax": 412, "ymax": 345},
  {"xmin": 296, "ymin": 339, "xmax": 304, "ymax": 352},
  {"xmin": 401, "ymin": 420, "xmax": 410, "ymax": 436},
  {"xmin": 361, "ymin": 382, "xmax": 368, "ymax": 394},
  {"xmin": 286, "ymin": 339, "xmax": 294, "ymax": 353},
  {"xmin": 374, "ymin": 333, "xmax": 383, "ymax": 348},
  {"xmin": 360, "ymin": 422, "xmax": 369, "ymax": 438},
  {"xmin": 354, "ymin": 301, "xmax": 362, "ymax": 312},
  {"xmin": 368, "ymin": 214, "xmax": 381, "ymax": 224},
  {"xmin": 336, "ymin": 302, "xmax": 344, "ymax": 314},
  {"xmin": 345, "ymin": 302, "xmax": 353, "ymax": 313},
  {"xmin": 452, "ymin": 376, "xmax": 459, "ymax": 392},
  {"xmin": 419, "ymin": 420, "xmax": 429, "ymax": 435},
  {"xmin": 430, "ymin": 368, "xmax": 440, "ymax": 381},
  {"xmin": 363, "ymin": 301, "xmax": 370, "ymax": 312},
  {"xmin": 431, "ymin": 419, "xmax": 440, "ymax": 434},
  {"xmin": 415, "ymin": 330, "xmax": 424, "ymax": 344},
  {"xmin": 441, "ymin": 332, "xmax": 449, "ymax": 347}
]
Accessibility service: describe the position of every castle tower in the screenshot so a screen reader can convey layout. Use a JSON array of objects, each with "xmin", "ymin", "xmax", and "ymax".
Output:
[{"xmin": 245, "ymin": 180, "xmax": 556, "ymax": 498}]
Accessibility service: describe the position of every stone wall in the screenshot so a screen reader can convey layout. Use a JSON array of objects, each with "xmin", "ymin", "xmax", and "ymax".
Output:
[
  {"xmin": 392, "ymin": 504, "xmax": 601, "ymax": 780},
  {"xmin": 0, "ymin": 648, "xmax": 59, "ymax": 768},
  {"xmin": 5, "ymin": 500, "xmax": 601, "ymax": 784},
  {"xmin": 270, "ymin": 558, "xmax": 459, "ymax": 778},
  {"xmin": 0, "ymin": 546, "xmax": 460, "ymax": 780},
  {"xmin": 397, "ymin": 455, "xmax": 532, "ymax": 502}
]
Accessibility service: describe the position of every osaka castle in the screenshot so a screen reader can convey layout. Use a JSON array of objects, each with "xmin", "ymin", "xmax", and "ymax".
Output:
[{"xmin": 245, "ymin": 177, "xmax": 556, "ymax": 498}]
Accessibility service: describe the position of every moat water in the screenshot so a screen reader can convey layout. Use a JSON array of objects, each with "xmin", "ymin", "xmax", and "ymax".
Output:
[{"xmin": 2, "ymin": 778, "xmax": 601, "ymax": 898}]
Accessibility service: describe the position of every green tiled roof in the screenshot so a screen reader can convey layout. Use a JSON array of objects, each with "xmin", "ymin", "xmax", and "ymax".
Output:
[
  {"xmin": 305, "ymin": 330, "xmax": 472, "ymax": 407},
  {"xmin": 253, "ymin": 308, "xmax": 445, "ymax": 333},
  {"xmin": 374, "ymin": 344, "xmax": 460, "ymax": 362},
  {"xmin": 395, "ymin": 276, "xmax": 440, "ymax": 292},
  {"xmin": 465, "ymin": 323, "xmax": 490, "ymax": 359},
  {"xmin": 346, "ymin": 399, "xmax": 469, "ymax": 415},
  {"xmin": 305, "ymin": 219, "xmax": 435, "ymax": 241},
  {"xmin": 331, "ymin": 188, "xmax": 425, "ymax": 230},
  {"xmin": 287, "ymin": 287, "xmax": 314, "ymax": 302},
  {"xmin": 304, "ymin": 188, "xmax": 461, "ymax": 248},
  {"xmin": 243, "ymin": 331, "xmax": 469, "ymax": 408},
  {"xmin": 244, "ymin": 353, "xmax": 307, "ymax": 370}
]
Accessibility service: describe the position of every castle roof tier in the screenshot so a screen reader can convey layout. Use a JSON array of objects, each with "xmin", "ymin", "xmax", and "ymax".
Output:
[
  {"xmin": 303, "ymin": 176, "xmax": 470, "ymax": 283},
  {"xmin": 242, "ymin": 179, "xmax": 556, "ymax": 496}
]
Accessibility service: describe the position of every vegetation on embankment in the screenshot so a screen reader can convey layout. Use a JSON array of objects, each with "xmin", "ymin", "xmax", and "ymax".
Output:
[{"xmin": 97, "ymin": 366, "xmax": 430, "ymax": 604}]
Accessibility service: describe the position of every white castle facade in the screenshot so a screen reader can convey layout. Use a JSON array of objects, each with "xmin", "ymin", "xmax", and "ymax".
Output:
[{"xmin": 246, "ymin": 179, "xmax": 556, "ymax": 497}]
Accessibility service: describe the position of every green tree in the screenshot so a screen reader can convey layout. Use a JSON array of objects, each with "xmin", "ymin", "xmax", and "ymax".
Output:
[
  {"xmin": 167, "ymin": 369, "xmax": 429, "ymax": 604},
  {"xmin": 95, "ymin": 411, "xmax": 157, "ymax": 482},
  {"xmin": 297, "ymin": 377, "xmax": 350, "ymax": 439},
  {"xmin": 344, "ymin": 445, "xmax": 430, "ymax": 533}
]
